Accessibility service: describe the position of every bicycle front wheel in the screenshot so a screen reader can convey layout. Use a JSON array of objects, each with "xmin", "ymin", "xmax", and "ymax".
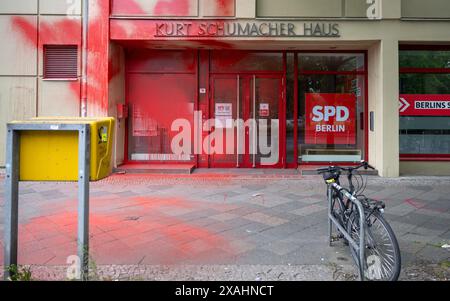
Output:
[{"xmin": 347, "ymin": 210, "xmax": 401, "ymax": 281}]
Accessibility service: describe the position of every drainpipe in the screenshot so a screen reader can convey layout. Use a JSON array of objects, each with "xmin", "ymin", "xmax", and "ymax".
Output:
[{"xmin": 81, "ymin": 0, "xmax": 89, "ymax": 117}]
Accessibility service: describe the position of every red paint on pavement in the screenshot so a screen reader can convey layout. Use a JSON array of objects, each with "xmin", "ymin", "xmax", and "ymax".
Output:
[
  {"xmin": 1, "ymin": 194, "xmax": 236, "ymax": 265},
  {"xmin": 405, "ymin": 199, "xmax": 426, "ymax": 210},
  {"xmin": 130, "ymin": 196, "xmax": 194, "ymax": 210},
  {"xmin": 405, "ymin": 199, "xmax": 447, "ymax": 213}
]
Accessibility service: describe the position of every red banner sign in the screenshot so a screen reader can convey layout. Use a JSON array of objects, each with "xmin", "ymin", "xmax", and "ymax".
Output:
[
  {"xmin": 305, "ymin": 93, "xmax": 357, "ymax": 145},
  {"xmin": 399, "ymin": 94, "xmax": 450, "ymax": 116}
]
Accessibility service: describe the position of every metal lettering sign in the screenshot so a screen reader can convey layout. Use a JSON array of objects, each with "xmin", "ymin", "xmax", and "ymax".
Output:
[{"xmin": 154, "ymin": 22, "xmax": 340, "ymax": 38}]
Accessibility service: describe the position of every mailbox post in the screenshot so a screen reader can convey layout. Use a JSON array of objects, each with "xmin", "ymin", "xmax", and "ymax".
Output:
[{"xmin": 3, "ymin": 122, "xmax": 91, "ymax": 280}]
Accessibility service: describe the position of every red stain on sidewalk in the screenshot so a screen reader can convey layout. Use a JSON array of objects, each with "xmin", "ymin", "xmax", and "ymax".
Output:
[
  {"xmin": 405, "ymin": 198, "xmax": 447, "ymax": 213},
  {"xmin": 1, "ymin": 195, "xmax": 235, "ymax": 266},
  {"xmin": 405, "ymin": 199, "xmax": 426, "ymax": 209}
]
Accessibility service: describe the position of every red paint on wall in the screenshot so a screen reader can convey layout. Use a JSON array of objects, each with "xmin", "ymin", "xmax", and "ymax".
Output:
[
  {"xmin": 11, "ymin": 0, "xmax": 111, "ymax": 116},
  {"xmin": 111, "ymin": 0, "xmax": 146, "ymax": 15},
  {"xmin": 108, "ymin": 56, "xmax": 121, "ymax": 82},
  {"xmin": 154, "ymin": 0, "xmax": 191, "ymax": 16},
  {"xmin": 110, "ymin": 19, "xmax": 240, "ymax": 47},
  {"xmin": 207, "ymin": 0, "xmax": 235, "ymax": 17},
  {"xmin": 86, "ymin": 0, "xmax": 111, "ymax": 116},
  {"xmin": 12, "ymin": 16, "xmax": 83, "ymax": 107},
  {"xmin": 12, "ymin": 16, "xmax": 81, "ymax": 50},
  {"xmin": 39, "ymin": 19, "xmax": 81, "ymax": 45},
  {"xmin": 11, "ymin": 17, "xmax": 37, "ymax": 46},
  {"xmin": 69, "ymin": 81, "xmax": 81, "ymax": 99}
]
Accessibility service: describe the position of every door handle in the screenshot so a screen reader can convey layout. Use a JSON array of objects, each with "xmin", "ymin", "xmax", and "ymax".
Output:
[
  {"xmin": 253, "ymin": 75, "xmax": 256, "ymax": 168},
  {"xmin": 236, "ymin": 75, "xmax": 240, "ymax": 168}
]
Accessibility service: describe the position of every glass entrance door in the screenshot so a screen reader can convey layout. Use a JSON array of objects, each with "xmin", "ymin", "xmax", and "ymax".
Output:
[{"xmin": 210, "ymin": 75, "xmax": 284, "ymax": 167}]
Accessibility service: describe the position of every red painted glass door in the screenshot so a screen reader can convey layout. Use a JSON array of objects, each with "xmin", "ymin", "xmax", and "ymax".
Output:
[{"xmin": 210, "ymin": 74, "xmax": 284, "ymax": 167}]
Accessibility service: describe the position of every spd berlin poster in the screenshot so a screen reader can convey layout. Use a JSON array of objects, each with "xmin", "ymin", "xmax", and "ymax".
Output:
[{"xmin": 305, "ymin": 93, "xmax": 357, "ymax": 145}]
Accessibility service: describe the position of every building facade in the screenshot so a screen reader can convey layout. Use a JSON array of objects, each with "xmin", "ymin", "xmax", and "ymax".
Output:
[{"xmin": 1, "ymin": 0, "xmax": 450, "ymax": 177}]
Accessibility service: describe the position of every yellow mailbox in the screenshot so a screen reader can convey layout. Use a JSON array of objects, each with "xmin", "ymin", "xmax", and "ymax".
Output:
[{"xmin": 14, "ymin": 117, "xmax": 115, "ymax": 181}]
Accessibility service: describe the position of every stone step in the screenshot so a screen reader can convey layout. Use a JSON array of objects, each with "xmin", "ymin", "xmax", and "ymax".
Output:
[{"xmin": 114, "ymin": 164, "xmax": 195, "ymax": 175}]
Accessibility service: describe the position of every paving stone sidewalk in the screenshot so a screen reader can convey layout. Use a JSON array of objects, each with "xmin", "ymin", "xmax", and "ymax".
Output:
[{"xmin": 0, "ymin": 172, "xmax": 449, "ymax": 281}]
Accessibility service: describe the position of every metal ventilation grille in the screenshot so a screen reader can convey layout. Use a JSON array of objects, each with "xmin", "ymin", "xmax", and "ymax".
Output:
[{"xmin": 44, "ymin": 45, "xmax": 78, "ymax": 79}]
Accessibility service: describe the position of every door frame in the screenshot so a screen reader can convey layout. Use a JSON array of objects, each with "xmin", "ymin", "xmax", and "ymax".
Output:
[
  {"xmin": 123, "ymin": 49, "xmax": 199, "ymax": 165},
  {"xmin": 208, "ymin": 73, "xmax": 286, "ymax": 168}
]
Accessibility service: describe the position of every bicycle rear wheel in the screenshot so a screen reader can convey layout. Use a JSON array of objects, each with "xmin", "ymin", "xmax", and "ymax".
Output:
[{"xmin": 347, "ymin": 210, "xmax": 401, "ymax": 281}]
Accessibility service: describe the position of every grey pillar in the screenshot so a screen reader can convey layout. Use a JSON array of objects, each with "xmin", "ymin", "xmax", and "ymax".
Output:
[
  {"xmin": 3, "ymin": 127, "xmax": 20, "ymax": 280},
  {"xmin": 77, "ymin": 124, "xmax": 90, "ymax": 280}
]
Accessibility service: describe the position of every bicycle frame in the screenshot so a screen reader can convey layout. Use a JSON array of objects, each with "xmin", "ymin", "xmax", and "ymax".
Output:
[{"xmin": 327, "ymin": 182, "xmax": 366, "ymax": 281}]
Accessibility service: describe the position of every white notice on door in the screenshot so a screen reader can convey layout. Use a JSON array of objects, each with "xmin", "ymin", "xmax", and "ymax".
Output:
[{"xmin": 215, "ymin": 103, "xmax": 233, "ymax": 128}]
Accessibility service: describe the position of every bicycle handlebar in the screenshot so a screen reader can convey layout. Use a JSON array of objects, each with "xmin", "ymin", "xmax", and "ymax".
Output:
[{"xmin": 316, "ymin": 161, "xmax": 375, "ymax": 174}]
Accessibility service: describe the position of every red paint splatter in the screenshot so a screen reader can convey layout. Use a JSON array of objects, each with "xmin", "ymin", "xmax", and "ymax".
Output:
[
  {"xmin": 154, "ymin": 0, "xmax": 190, "ymax": 16},
  {"xmin": 4, "ymin": 195, "xmax": 235, "ymax": 265},
  {"xmin": 39, "ymin": 19, "xmax": 81, "ymax": 45},
  {"xmin": 108, "ymin": 56, "xmax": 122, "ymax": 82},
  {"xmin": 209, "ymin": 0, "xmax": 235, "ymax": 17},
  {"xmin": 111, "ymin": 0, "xmax": 146, "ymax": 15},
  {"xmin": 11, "ymin": 16, "xmax": 37, "ymax": 46},
  {"xmin": 405, "ymin": 199, "xmax": 426, "ymax": 210},
  {"xmin": 13, "ymin": 16, "xmax": 81, "ymax": 48},
  {"xmin": 86, "ymin": 0, "xmax": 110, "ymax": 116},
  {"xmin": 405, "ymin": 198, "xmax": 447, "ymax": 213},
  {"xmin": 129, "ymin": 196, "xmax": 194, "ymax": 210},
  {"xmin": 12, "ymin": 16, "xmax": 83, "ymax": 103}
]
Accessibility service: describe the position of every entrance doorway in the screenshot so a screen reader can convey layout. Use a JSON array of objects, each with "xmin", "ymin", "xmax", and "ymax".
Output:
[{"xmin": 209, "ymin": 74, "xmax": 284, "ymax": 168}]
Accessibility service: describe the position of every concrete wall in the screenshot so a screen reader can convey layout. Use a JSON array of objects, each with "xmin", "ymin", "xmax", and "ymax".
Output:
[
  {"xmin": 402, "ymin": 0, "xmax": 450, "ymax": 19},
  {"xmin": 368, "ymin": 40, "xmax": 400, "ymax": 177},
  {"xmin": 111, "ymin": 0, "xmax": 236, "ymax": 17},
  {"xmin": 255, "ymin": 0, "xmax": 450, "ymax": 19},
  {"xmin": 400, "ymin": 162, "xmax": 450, "ymax": 176},
  {"xmin": 0, "ymin": 0, "xmax": 82, "ymax": 166},
  {"xmin": 1, "ymin": 0, "xmax": 450, "ymax": 174},
  {"xmin": 108, "ymin": 43, "xmax": 126, "ymax": 167},
  {"xmin": 256, "ymin": 0, "xmax": 342, "ymax": 18}
]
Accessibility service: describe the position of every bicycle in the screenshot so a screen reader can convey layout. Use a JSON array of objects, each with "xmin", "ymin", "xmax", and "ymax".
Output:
[{"xmin": 317, "ymin": 161, "xmax": 401, "ymax": 281}]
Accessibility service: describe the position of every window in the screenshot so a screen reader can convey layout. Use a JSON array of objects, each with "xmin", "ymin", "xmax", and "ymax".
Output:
[
  {"xmin": 299, "ymin": 53, "xmax": 365, "ymax": 72},
  {"xmin": 297, "ymin": 53, "xmax": 367, "ymax": 163},
  {"xmin": 211, "ymin": 52, "xmax": 284, "ymax": 73},
  {"xmin": 43, "ymin": 45, "xmax": 78, "ymax": 79},
  {"xmin": 399, "ymin": 47, "xmax": 450, "ymax": 159}
]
